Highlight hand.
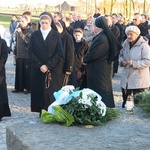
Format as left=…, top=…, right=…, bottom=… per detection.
left=81, top=57, right=87, bottom=65
left=121, top=60, right=127, bottom=67
left=16, top=28, right=22, bottom=33
left=40, top=65, right=48, bottom=73
left=66, top=72, right=71, bottom=75
left=127, top=60, right=133, bottom=67
left=13, top=55, right=16, bottom=58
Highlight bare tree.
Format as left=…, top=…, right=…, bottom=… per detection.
left=110, top=0, right=117, bottom=14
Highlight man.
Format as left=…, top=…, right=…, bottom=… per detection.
left=9, top=14, right=19, bottom=50
left=71, top=12, right=85, bottom=30
left=62, top=17, right=74, bottom=38
left=93, top=8, right=101, bottom=18
left=53, top=12, right=62, bottom=23
left=105, top=15, right=120, bottom=77
left=112, top=13, right=123, bottom=43
left=133, top=13, right=147, bottom=36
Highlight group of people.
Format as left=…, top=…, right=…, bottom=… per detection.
left=1, top=9, right=150, bottom=121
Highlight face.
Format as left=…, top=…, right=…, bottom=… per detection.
left=53, top=14, right=59, bottom=22
left=19, top=17, right=28, bottom=28
left=40, top=18, right=51, bottom=30
left=126, top=31, right=139, bottom=43
left=72, top=13, right=78, bottom=21
left=74, top=32, right=83, bottom=41
left=87, top=17, right=92, bottom=24
left=133, top=15, right=141, bottom=26
left=105, top=16, right=112, bottom=26
left=141, top=15, right=146, bottom=23
left=12, top=15, right=17, bottom=21
left=112, top=15, right=117, bottom=24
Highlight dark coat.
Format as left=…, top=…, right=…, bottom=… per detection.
left=0, top=37, right=11, bottom=118
left=60, top=30, right=74, bottom=73
left=14, top=25, right=33, bottom=59
left=28, top=29, right=64, bottom=112
left=83, top=31, right=115, bottom=108
left=69, top=38, right=89, bottom=87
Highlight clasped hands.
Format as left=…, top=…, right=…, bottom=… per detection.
left=40, top=65, right=48, bottom=73
left=121, top=60, right=133, bottom=67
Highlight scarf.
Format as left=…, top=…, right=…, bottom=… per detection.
left=40, top=27, right=51, bottom=40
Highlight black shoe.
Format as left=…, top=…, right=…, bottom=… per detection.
left=122, top=102, right=125, bottom=108
left=12, top=90, right=19, bottom=93
left=23, top=90, right=31, bottom=94
left=0, top=118, right=2, bottom=121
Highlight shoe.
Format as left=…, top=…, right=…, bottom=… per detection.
left=23, top=90, right=31, bottom=94
left=0, top=118, right=2, bottom=121
left=122, top=102, right=125, bottom=108
left=12, top=90, right=19, bottom=93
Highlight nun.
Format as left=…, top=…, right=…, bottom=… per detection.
left=28, top=12, right=64, bottom=114
left=0, top=37, right=11, bottom=121
left=82, top=16, right=122, bottom=108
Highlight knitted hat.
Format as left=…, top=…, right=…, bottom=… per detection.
left=125, top=25, right=141, bottom=35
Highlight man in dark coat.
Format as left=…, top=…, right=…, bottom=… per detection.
left=28, top=14, right=64, bottom=114
left=0, top=37, right=11, bottom=121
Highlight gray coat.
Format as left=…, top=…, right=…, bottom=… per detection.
left=119, top=36, right=150, bottom=89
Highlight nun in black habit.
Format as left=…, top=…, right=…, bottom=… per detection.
left=29, top=12, right=64, bottom=114
left=82, top=16, right=122, bottom=108
left=0, top=37, right=11, bottom=121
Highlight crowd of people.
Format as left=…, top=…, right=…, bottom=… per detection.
left=1, top=9, right=150, bottom=120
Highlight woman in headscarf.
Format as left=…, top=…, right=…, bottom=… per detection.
left=82, top=16, right=122, bottom=108
left=119, top=26, right=150, bottom=108
left=28, top=13, right=64, bottom=115
left=55, top=20, right=74, bottom=86
left=0, top=37, right=11, bottom=121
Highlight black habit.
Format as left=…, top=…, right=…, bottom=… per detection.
left=83, top=31, right=115, bottom=108
left=29, top=29, right=64, bottom=112
left=0, top=37, right=11, bottom=120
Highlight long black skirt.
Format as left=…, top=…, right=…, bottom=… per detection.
left=15, top=58, right=31, bottom=91
left=0, top=103, right=11, bottom=119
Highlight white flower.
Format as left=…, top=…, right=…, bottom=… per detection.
left=61, top=85, right=75, bottom=93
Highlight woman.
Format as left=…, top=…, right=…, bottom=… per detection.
left=12, top=16, right=33, bottom=93
left=119, top=25, right=150, bottom=108
left=0, top=37, right=11, bottom=121
left=28, top=13, right=64, bottom=114
left=71, top=28, right=89, bottom=88
left=82, top=16, right=122, bottom=108
left=55, top=20, right=74, bottom=86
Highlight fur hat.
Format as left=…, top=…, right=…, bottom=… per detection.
left=125, top=25, right=141, bottom=35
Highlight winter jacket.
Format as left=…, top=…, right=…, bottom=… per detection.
left=14, top=25, right=33, bottom=59
left=119, top=36, right=150, bottom=89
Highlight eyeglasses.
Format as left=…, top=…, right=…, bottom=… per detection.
left=133, top=19, right=137, bottom=21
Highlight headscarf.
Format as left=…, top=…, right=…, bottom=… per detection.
left=38, top=11, right=57, bottom=31
left=95, top=16, right=122, bottom=63
left=55, top=20, right=66, bottom=31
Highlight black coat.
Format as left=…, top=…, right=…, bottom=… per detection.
left=0, top=37, right=11, bottom=118
left=83, top=31, right=115, bottom=108
left=61, top=30, right=74, bottom=73
left=28, top=29, right=64, bottom=112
